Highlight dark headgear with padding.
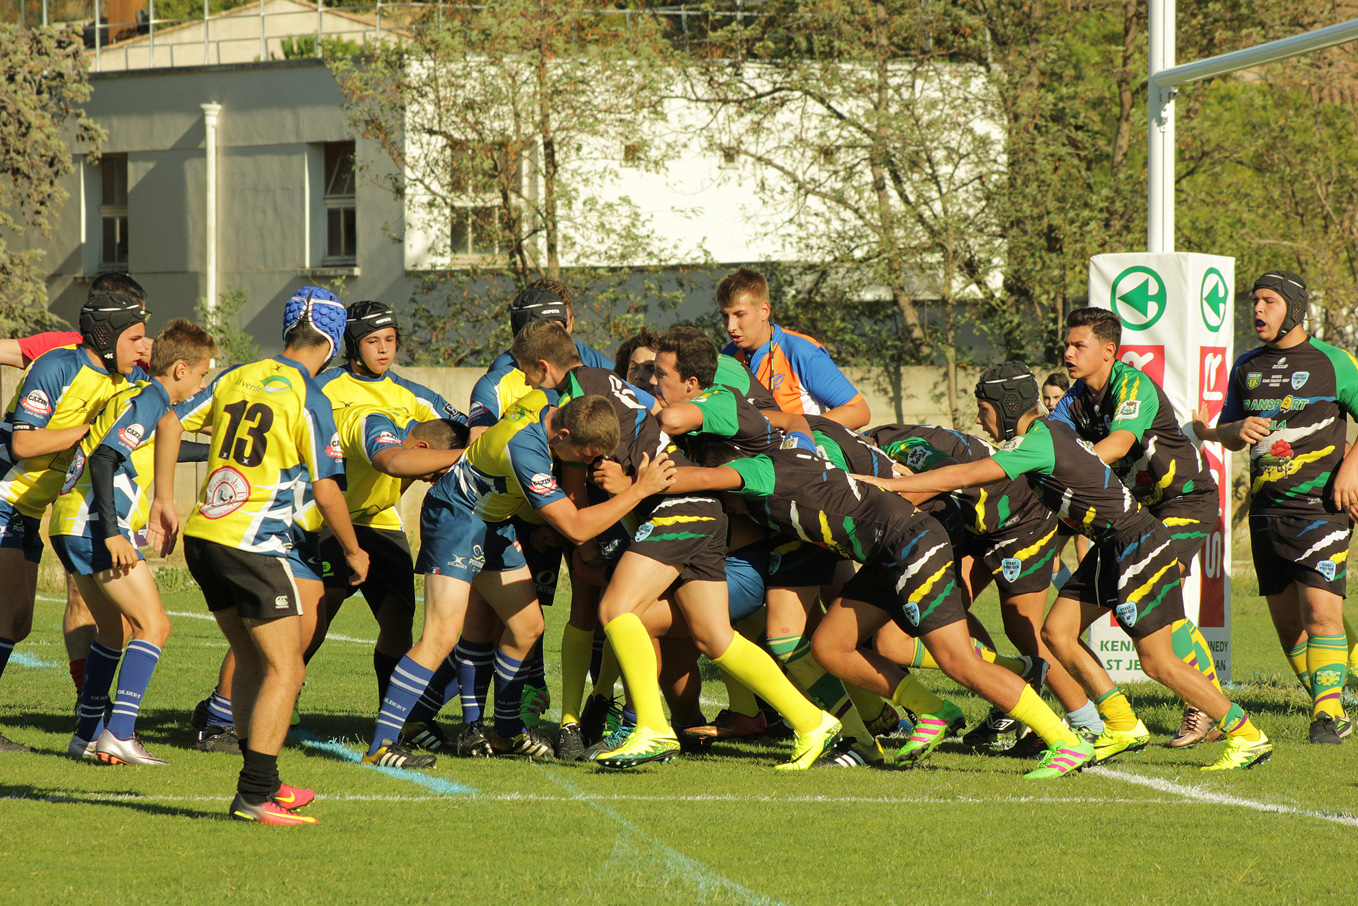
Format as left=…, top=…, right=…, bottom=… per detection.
left=1253, top=270, right=1308, bottom=337
left=345, top=300, right=400, bottom=361
left=80, top=291, right=147, bottom=374
left=509, top=287, right=569, bottom=336
left=975, top=361, right=1040, bottom=441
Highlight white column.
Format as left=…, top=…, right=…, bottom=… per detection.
left=1147, top=0, right=1175, bottom=254
left=202, top=103, right=222, bottom=317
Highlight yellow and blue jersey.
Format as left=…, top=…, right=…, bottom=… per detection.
left=426, top=389, right=566, bottom=523
left=316, top=364, right=464, bottom=425
left=334, top=404, right=418, bottom=530
left=468, top=342, right=616, bottom=429
left=50, top=379, right=171, bottom=540
left=178, top=355, right=343, bottom=557
left=0, top=347, right=147, bottom=517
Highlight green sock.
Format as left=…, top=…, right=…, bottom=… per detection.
left=1286, top=641, right=1313, bottom=697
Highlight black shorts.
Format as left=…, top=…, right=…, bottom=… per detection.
left=847, top=515, right=967, bottom=638
left=320, top=526, right=417, bottom=616
left=1250, top=512, right=1351, bottom=598
left=185, top=536, right=302, bottom=620
left=623, top=495, right=728, bottom=584
left=1150, top=490, right=1220, bottom=571
left=767, top=537, right=846, bottom=588
left=512, top=515, right=564, bottom=608
left=965, top=515, right=1058, bottom=597
left=1058, top=514, right=1186, bottom=639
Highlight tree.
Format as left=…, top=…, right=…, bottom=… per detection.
left=0, top=26, right=102, bottom=334
left=330, top=2, right=702, bottom=365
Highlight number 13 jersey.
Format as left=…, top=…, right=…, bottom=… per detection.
left=177, top=356, right=343, bottom=556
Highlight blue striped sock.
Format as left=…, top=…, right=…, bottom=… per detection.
left=368, top=656, right=434, bottom=756
left=407, top=653, right=458, bottom=725
left=455, top=639, right=494, bottom=723
left=76, top=642, right=123, bottom=741
left=206, top=690, right=233, bottom=725
left=493, top=649, right=528, bottom=738
left=106, top=640, right=162, bottom=740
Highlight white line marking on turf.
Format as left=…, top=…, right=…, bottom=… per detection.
left=1092, top=766, right=1358, bottom=827
left=289, top=728, right=475, bottom=795
left=535, top=764, right=789, bottom=906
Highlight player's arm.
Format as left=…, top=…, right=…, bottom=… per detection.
left=87, top=444, right=139, bottom=569
left=1332, top=438, right=1358, bottom=515
left=1211, top=416, right=1270, bottom=451
left=1092, top=430, right=1137, bottom=464
left=796, top=344, right=870, bottom=429
left=10, top=423, right=90, bottom=460
left=656, top=401, right=704, bottom=436
left=370, top=445, right=464, bottom=479
left=855, top=458, right=1009, bottom=501
left=535, top=452, right=675, bottom=546
left=666, top=464, right=744, bottom=495
left=0, top=339, right=22, bottom=369
left=314, top=475, right=369, bottom=585
left=819, top=396, right=870, bottom=430
left=148, top=409, right=185, bottom=555
left=762, top=409, right=812, bottom=439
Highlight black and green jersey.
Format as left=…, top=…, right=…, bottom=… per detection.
left=806, top=415, right=895, bottom=477
left=868, top=424, right=1051, bottom=537
left=559, top=366, right=681, bottom=472
left=989, top=418, right=1143, bottom=543
left=1222, top=337, right=1358, bottom=516
left=725, top=447, right=920, bottom=563
left=715, top=354, right=777, bottom=411
left=682, top=383, right=785, bottom=459
left=1051, top=359, right=1216, bottom=509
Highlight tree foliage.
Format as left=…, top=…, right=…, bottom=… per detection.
left=0, top=25, right=101, bottom=334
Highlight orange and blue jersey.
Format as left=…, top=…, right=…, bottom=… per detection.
left=177, top=355, right=343, bottom=557
left=0, top=347, right=148, bottom=517
left=723, top=323, right=863, bottom=416
left=51, top=379, right=171, bottom=540
left=469, top=341, right=618, bottom=429
left=427, top=389, right=566, bottom=523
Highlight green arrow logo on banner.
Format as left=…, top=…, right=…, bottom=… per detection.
left=1200, top=268, right=1228, bottom=332
left=1110, top=266, right=1167, bottom=331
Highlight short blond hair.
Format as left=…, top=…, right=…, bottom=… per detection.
left=149, top=319, right=217, bottom=376
left=555, top=394, right=620, bottom=455
left=717, top=266, right=769, bottom=308
left=512, top=319, right=581, bottom=372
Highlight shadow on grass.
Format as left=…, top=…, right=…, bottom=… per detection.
left=0, top=783, right=219, bottom=819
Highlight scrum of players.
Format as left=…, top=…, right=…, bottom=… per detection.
left=0, top=265, right=1351, bottom=824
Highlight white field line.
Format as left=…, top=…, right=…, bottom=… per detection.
left=1091, top=766, right=1358, bottom=827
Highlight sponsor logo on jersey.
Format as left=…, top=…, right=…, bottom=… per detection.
left=262, top=375, right=293, bottom=394
left=20, top=389, right=51, bottom=417
left=528, top=472, right=558, bottom=496
left=200, top=466, right=251, bottom=519
left=61, top=448, right=85, bottom=494
left=373, top=430, right=400, bottom=447
left=1114, top=400, right=1141, bottom=421
left=1246, top=372, right=1262, bottom=390
left=1001, top=436, right=1024, bottom=452
left=1001, top=558, right=1021, bottom=583
left=634, top=522, right=654, bottom=542
left=1115, top=601, right=1138, bottom=628
left=906, top=446, right=930, bottom=470
left=1291, top=371, right=1309, bottom=390
left=468, top=401, right=489, bottom=422
left=1318, top=559, right=1337, bottom=582
left=117, top=423, right=145, bottom=449
left=325, top=432, right=343, bottom=459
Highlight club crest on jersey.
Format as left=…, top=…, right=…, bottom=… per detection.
left=117, top=423, right=145, bottom=449
left=20, top=389, right=51, bottom=416
left=1001, top=436, right=1024, bottom=452
left=201, top=466, right=250, bottom=519
left=1291, top=371, right=1309, bottom=390
left=1318, top=560, right=1337, bottom=581
left=906, top=446, right=930, bottom=470
left=634, top=522, right=654, bottom=542
left=325, top=432, right=343, bottom=459
left=768, top=551, right=782, bottom=573
left=902, top=601, right=921, bottom=626
left=1115, top=601, right=1138, bottom=628
left=528, top=472, right=558, bottom=496
left=1246, top=372, right=1262, bottom=390
left=61, top=449, right=85, bottom=494
left=1114, top=400, right=1141, bottom=421
left=1001, top=558, right=1021, bottom=583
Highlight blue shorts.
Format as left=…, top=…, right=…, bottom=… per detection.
left=51, top=533, right=144, bottom=576
left=0, top=500, right=42, bottom=563
left=287, top=527, right=324, bottom=583
left=415, top=496, right=525, bottom=582
left=726, top=547, right=770, bottom=621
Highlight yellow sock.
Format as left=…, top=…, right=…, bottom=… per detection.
left=1008, top=686, right=1079, bottom=748
left=719, top=669, right=760, bottom=717
left=845, top=683, right=889, bottom=728
left=771, top=634, right=875, bottom=746
left=1095, top=687, right=1138, bottom=732
left=1216, top=703, right=1263, bottom=742
left=559, top=624, right=594, bottom=726
left=1171, top=618, right=1224, bottom=693
left=713, top=633, right=822, bottom=735
left=891, top=675, right=947, bottom=716
left=910, top=641, right=940, bottom=670
left=1307, top=633, right=1349, bottom=720
left=591, top=637, right=622, bottom=698
left=602, top=614, right=669, bottom=733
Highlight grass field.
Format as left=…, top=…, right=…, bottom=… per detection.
left=2, top=568, right=1356, bottom=906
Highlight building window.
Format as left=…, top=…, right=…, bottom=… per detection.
left=100, top=155, right=128, bottom=268
left=448, top=139, right=523, bottom=260
left=324, top=142, right=357, bottom=263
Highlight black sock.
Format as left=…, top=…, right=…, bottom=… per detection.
left=237, top=748, right=278, bottom=806
left=374, top=650, right=401, bottom=703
